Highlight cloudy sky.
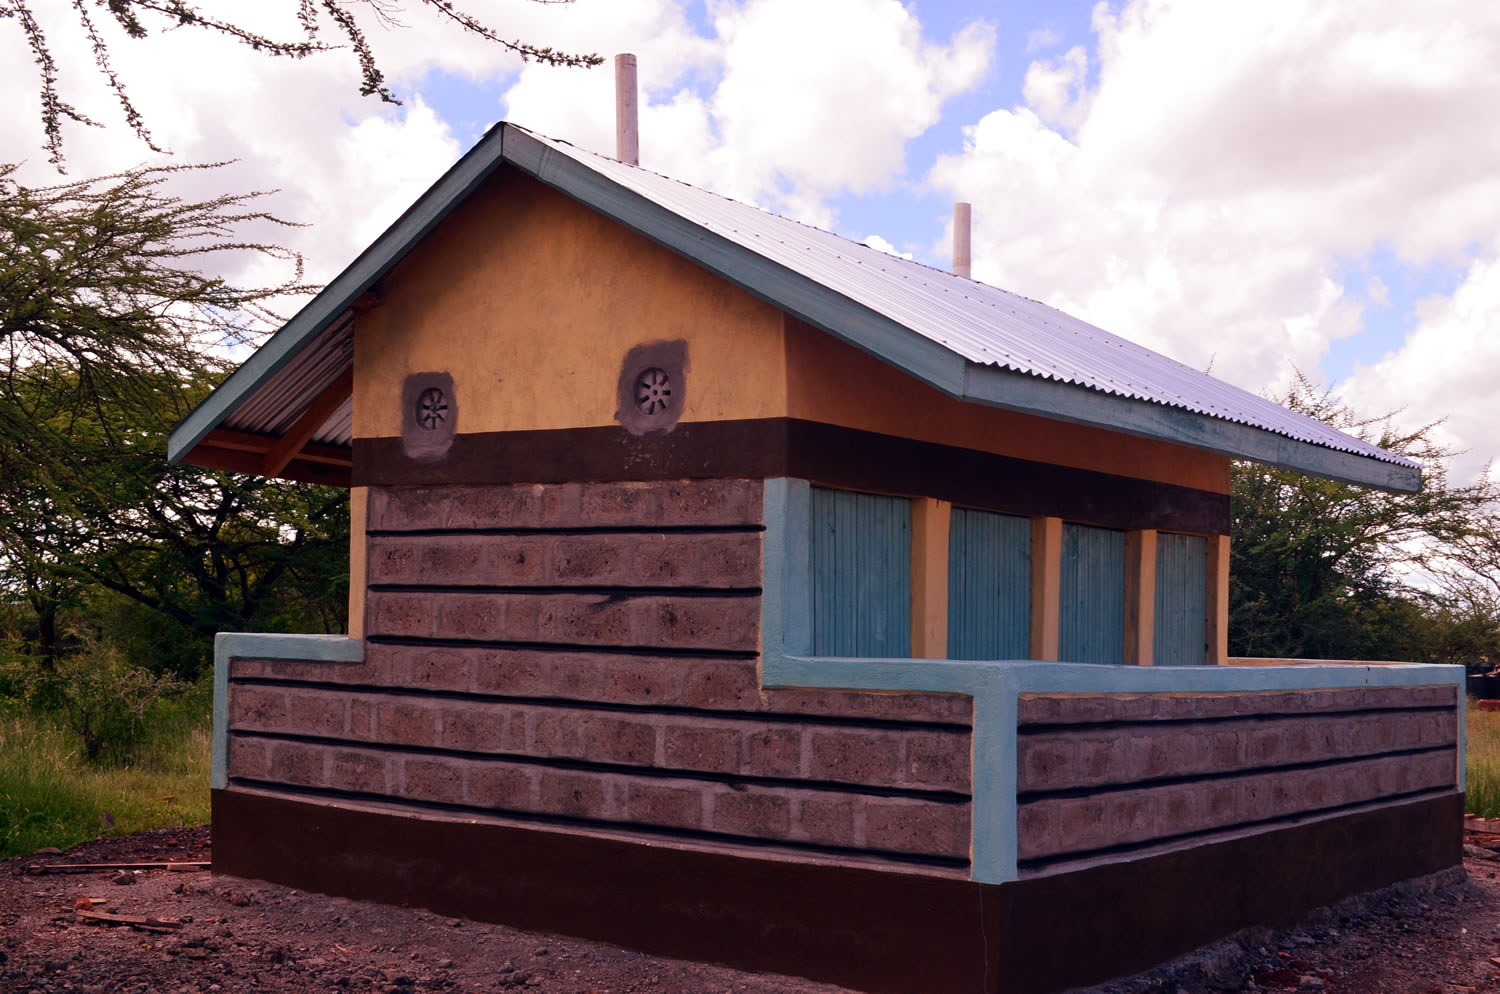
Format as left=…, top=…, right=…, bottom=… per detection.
left=4, top=0, right=1497, bottom=482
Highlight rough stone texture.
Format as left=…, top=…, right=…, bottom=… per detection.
left=226, top=737, right=268, bottom=779
left=1017, top=747, right=1458, bottom=861
left=863, top=799, right=971, bottom=859
left=1014, top=686, right=1461, bottom=865
left=227, top=688, right=969, bottom=793
left=1017, top=686, right=1458, bottom=726
left=1019, top=710, right=1458, bottom=792
left=222, top=479, right=977, bottom=871
left=368, top=532, right=761, bottom=589
left=225, top=735, right=973, bottom=861
left=368, top=590, right=761, bottom=651
left=366, top=480, right=764, bottom=532
left=229, top=646, right=974, bottom=725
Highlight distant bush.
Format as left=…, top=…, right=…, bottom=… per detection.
left=36, top=642, right=186, bottom=765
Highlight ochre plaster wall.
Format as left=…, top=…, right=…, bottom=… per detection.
left=352, top=168, right=1229, bottom=502
left=353, top=168, right=788, bottom=440
left=784, top=318, right=1232, bottom=495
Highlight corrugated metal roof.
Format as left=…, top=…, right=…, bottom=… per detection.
left=170, top=120, right=1416, bottom=491
left=223, top=312, right=354, bottom=446
left=515, top=125, right=1412, bottom=471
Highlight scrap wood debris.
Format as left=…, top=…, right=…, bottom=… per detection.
left=1464, top=815, right=1500, bottom=854
left=27, top=860, right=210, bottom=875
left=73, top=909, right=184, bottom=932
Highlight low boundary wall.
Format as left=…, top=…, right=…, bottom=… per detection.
left=203, top=477, right=1467, bottom=994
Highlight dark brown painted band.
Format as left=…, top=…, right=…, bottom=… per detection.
left=212, top=788, right=1460, bottom=994
left=351, top=418, right=1231, bottom=534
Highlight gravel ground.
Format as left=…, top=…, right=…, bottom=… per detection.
left=2, top=828, right=1497, bottom=994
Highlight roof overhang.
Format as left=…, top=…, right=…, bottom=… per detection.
left=169, top=123, right=1421, bottom=494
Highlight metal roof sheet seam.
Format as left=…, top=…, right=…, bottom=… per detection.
left=510, top=124, right=1411, bottom=471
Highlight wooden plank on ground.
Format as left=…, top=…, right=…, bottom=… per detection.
left=75, top=909, right=184, bottom=931
left=31, top=861, right=210, bottom=874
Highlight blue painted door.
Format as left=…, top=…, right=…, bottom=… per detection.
left=1154, top=532, right=1208, bottom=666
left=1059, top=523, right=1126, bottom=664
left=948, top=508, right=1031, bottom=659
left=810, top=488, right=911, bottom=657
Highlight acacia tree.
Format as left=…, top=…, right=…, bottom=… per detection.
left=2, top=0, right=602, bottom=168
left=0, top=161, right=347, bottom=677
left=1229, top=373, right=1500, bottom=662
left=5, top=362, right=351, bottom=677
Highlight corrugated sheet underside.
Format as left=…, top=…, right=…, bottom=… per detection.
left=223, top=313, right=354, bottom=447
left=1059, top=523, right=1126, bottom=665
left=520, top=127, right=1409, bottom=469
left=1155, top=533, right=1208, bottom=666
left=948, top=508, right=1031, bottom=660
left=811, top=488, right=912, bottom=657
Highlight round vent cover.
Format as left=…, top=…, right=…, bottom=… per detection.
left=415, top=387, right=448, bottom=431
left=615, top=340, right=687, bottom=436
left=401, top=371, right=456, bottom=460
left=634, top=368, right=672, bottom=416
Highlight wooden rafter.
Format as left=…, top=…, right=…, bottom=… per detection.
left=261, top=368, right=355, bottom=478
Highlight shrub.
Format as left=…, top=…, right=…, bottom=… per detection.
left=39, top=642, right=185, bottom=765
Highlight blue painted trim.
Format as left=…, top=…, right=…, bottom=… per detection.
left=211, top=633, right=365, bottom=790
left=1460, top=690, right=1469, bottom=794
left=169, top=120, right=1418, bottom=495
left=759, top=480, right=1463, bottom=883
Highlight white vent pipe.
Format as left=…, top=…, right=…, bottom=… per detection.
left=953, top=202, right=972, bottom=278
left=616, top=54, right=639, bottom=166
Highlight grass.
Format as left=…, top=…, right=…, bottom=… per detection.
left=1468, top=701, right=1500, bottom=818
left=0, top=707, right=211, bottom=860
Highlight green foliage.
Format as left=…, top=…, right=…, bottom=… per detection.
left=0, top=161, right=349, bottom=680
left=0, top=161, right=311, bottom=378
left=1, top=0, right=602, bottom=169
left=0, top=637, right=211, bottom=857
left=34, top=638, right=184, bottom=764
left=1230, top=373, right=1500, bottom=662
left=2, top=361, right=352, bottom=677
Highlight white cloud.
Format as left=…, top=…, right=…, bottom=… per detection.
left=862, top=234, right=914, bottom=259
left=1344, top=247, right=1500, bottom=482
left=0, top=2, right=477, bottom=307
left=1026, top=28, right=1062, bottom=53
left=926, top=0, right=1500, bottom=478
left=1022, top=45, right=1090, bottom=132
left=0, top=0, right=992, bottom=327
left=502, top=0, right=994, bottom=226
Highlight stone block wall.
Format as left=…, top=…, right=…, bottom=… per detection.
left=1015, top=686, right=1459, bottom=872
left=224, top=480, right=974, bottom=872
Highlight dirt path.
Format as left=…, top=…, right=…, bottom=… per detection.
left=2, top=828, right=1499, bottom=994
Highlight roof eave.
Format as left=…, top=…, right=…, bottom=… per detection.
left=166, top=123, right=515, bottom=465
left=169, top=121, right=1421, bottom=495
left=962, top=363, right=1422, bottom=493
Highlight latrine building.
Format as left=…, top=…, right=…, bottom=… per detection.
left=169, top=123, right=1463, bottom=994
